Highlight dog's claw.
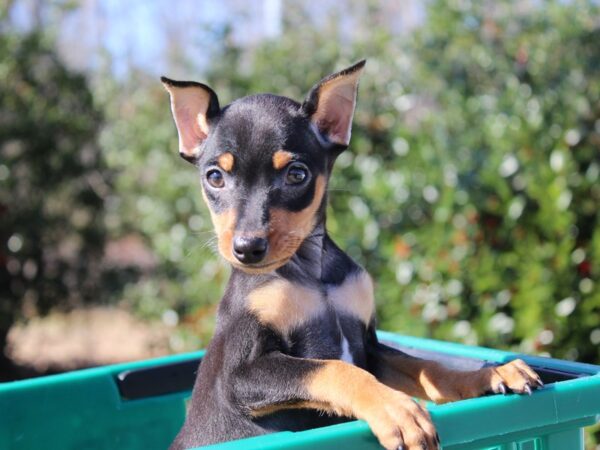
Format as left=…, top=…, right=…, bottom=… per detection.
left=397, top=446, right=405, bottom=450
left=523, top=384, right=532, bottom=395
left=497, top=382, right=507, bottom=395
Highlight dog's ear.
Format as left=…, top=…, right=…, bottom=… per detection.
left=301, top=60, right=366, bottom=148
left=161, top=77, right=220, bottom=163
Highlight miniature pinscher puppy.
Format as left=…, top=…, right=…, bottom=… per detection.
left=162, top=60, right=542, bottom=450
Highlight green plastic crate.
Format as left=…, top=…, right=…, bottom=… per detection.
left=1, top=332, right=599, bottom=450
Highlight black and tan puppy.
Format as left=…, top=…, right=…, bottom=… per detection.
left=162, top=61, right=542, bottom=450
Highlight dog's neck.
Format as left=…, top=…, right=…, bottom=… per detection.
left=275, top=221, right=326, bottom=283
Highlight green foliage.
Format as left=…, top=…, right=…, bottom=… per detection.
left=0, top=31, right=110, bottom=361
left=383, top=0, right=600, bottom=363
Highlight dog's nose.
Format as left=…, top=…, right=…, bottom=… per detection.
left=232, top=236, right=268, bottom=264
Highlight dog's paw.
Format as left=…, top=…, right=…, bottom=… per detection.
left=485, top=359, right=544, bottom=395
left=360, top=386, right=439, bottom=450
left=429, top=359, right=543, bottom=403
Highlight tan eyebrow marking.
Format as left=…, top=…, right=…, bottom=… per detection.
left=217, top=152, right=234, bottom=172
left=272, top=150, right=294, bottom=170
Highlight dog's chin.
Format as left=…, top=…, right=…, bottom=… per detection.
left=225, top=256, right=292, bottom=274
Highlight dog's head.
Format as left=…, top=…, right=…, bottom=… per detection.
left=162, top=61, right=365, bottom=273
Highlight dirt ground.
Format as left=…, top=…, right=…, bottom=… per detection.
left=6, top=307, right=172, bottom=375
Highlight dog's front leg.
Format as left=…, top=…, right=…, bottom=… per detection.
left=231, top=352, right=439, bottom=450
left=367, top=338, right=543, bottom=405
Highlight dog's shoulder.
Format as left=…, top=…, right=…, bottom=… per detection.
left=322, top=235, right=375, bottom=326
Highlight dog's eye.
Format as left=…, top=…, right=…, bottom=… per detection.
left=285, top=163, right=309, bottom=185
left=206, top=169, right=225, bottom=188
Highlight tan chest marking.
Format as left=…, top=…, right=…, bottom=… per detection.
left=248, top=280, right=325, bottom=334
left=328, top=270, right=375, bottom=325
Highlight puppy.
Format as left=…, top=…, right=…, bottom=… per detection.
left=162, top=60, right=542, bottom=450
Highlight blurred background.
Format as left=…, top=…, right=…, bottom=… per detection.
left=0, top=0, right=598, bottom=428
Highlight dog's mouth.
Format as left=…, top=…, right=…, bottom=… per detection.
left=230, top=256, right=292, bottom=274
left=216, top=226, right=309, bottom=274
left=214, top=231, right=300, bottom=274
left=214, top=221, right=314, bottom=274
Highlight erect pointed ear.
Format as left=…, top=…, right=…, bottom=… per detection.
left=161, top=77, right=220, bottom=163
left=301, top=60, right=366, bottom=148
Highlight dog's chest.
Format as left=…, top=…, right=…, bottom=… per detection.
left=247, top=271, right=375, bottom=364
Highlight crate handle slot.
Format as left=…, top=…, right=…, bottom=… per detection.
left=116, top=358, right=201, bottom=400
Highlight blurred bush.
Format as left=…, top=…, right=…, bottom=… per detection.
left=0, top=31, right=112, bottom=374
left=390, top=0, right=600, bottom=363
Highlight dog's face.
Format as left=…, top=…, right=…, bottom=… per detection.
left=162, top=61, right=365, bottom=273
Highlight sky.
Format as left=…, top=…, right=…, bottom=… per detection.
left=7, top=0, right=424, bottom=78
left=8, top=0, right=289, bottom=77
